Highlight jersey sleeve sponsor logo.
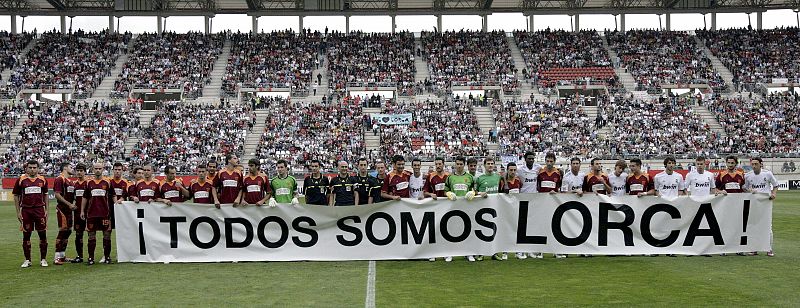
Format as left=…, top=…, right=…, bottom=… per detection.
left=276, top=187, right=291, bottom=196
left=163, top=190, right=180, bottom=199
left=24, top=186, right=42, bottom=194
left=246, top=185, right=261, bottom=193
left=90, top=189, right=107, bottom=197
left=223, top=180, right=238, bottom=187
left=194, top=191, right=210, bottom=199
left=540, top=181, right=556, bottom=189
left=140, top=189, right=155, bottom=197
left=725, top=182, right=741, bottom=190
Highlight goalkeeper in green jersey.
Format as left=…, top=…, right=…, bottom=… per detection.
left=269, top=160, right=299, bottom=206
left=475, top=157, right=503, bottom=198
left=444, top=156, right=476, bottom=201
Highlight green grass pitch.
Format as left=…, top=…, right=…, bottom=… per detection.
left=1, top=192, right=798, bottom=306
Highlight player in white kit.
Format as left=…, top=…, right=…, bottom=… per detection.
left=607, top=160, right=628, bottom=197
left=409, top=158, right=427, bottom=200
left=685, top=156, right=716, bottom=197
left=744, top=157, right=778, bottom=256
left=561, top=157, right=585, bottom=196
left=653, top=157, right=685, bottom=198
left=517, top=151, right=542, bottom=194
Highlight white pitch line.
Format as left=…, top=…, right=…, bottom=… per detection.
left=365, top=260, right=376, bottom=308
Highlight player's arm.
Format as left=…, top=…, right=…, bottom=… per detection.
left=233, top=178, right=243, bottom=205
left=212, top=177, right=221, bottom=207
left=109, top=184, right=118, bottom=205
left=13, top=193, right=21, bottom=223
left=80, top=193, right=88, bottom=220
left=602, top=175, right=612, bottom=194
left=177, top=179, right=190, bottom=198
left=768, top=173, right=779, bottom=200
left=155, top=187, right=173, bottom=207
left=423, top=176, right=438, bottom=199
left=54, top=186, right=74, bottom=210
left=257, top=178, right=270, bottom=206
left=353, top=183, right=360, bottom=205
left=678, top=178, right=686, bottom=196
left=328, top=179, right=337, bottom=206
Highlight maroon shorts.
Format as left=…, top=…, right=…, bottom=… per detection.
left=73, top=209, right=86, bottom=232
left=56, top=205, right=74, bottom=231
left=20, top=206, right=47, bottom=232
left=86, top=217, right=111, bottom=232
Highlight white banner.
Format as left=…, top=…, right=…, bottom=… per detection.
left=370, top=113, right=412, bottom=125
left=116, top=194, right=772, bottom=263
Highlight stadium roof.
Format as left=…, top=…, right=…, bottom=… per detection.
left=0, top=0, right=797, bottom=16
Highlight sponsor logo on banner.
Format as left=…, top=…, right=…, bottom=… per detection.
left=370, top=113, right=413, bottom=125
left=115, top=194, right=773, bottom=263
left=777, top=180, right=789, bottom=191
left=789, top=180, right=800, bottom=190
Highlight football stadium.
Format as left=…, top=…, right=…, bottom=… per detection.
left=1, top=0, right=799, bottom=305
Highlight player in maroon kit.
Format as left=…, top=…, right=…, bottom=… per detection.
left=626, top=158, right=655, bottom=196
left=158, top=165, right=189, bottom=205
left=71, top=163, right=88, bottom=263
left=537, top=153, right=562, bottom=194
left=583, top=158, right=611, bottom=195
left=53, top=162, right=76, bottom=265
left=80, top=162, right=117, bottom=265
left=382, top=155, right=412, bottom=200
left=502, top=163, right=523, bottom=194
left=241, top=159, right=271, bottom=206
left=132, top=164, right=160, bottom=203
left=109, top=162, right=129, bottom=229
left=425, top=157, right=449, bottom=200
left=213, top=154, right=243, bottom=208
left=716, top=155, right=746, bottom=195
left=13, top=160, right=49, bottom=268
left=127, top=166, right=144, bottom=200
left=189, top=164, right=215, bottom=204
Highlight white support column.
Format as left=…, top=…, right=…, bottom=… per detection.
left=666, top=13, right=671, bottom=31
left=620, top=13, right=626, bottom=32
left=481, top=14, right=487, bottom=32
left=574, top=14, right=580, bottom=32
left=299, top=15, right=304, bottom=32
left=346, top=15, right=350, bottom=33
left=10, top=15, right=16, bottom=34
left=391, top=15, right=396, bottom=34
left=204, top=16, right=210, bottom=34
left=711, top=12, right=717, bottom=30
left=756, top=11, right=763, bottom=30
left=60, top=15, right=66, bottom=33
left=252, top=16, right=258, bottom=34
left=528, top=14, right=534, bottom=31
left=437, top=15, right=442, bottom=32
left=157, top=16, right=163, bottom=35
left=109, top=15, right=115, bottom=33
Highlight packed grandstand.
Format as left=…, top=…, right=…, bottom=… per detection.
left=0, top=26, right=798, bottom=177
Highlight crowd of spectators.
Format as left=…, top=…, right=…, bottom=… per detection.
left=707, top=92, right=799, bottom=155
left=380, top=98, right=485, bottom=159
left=129, top=103, right=254, bottom=174
left=255, top=98, right=364, bottom=171
left=0, top=31, right=34, bottom=73
left=597, top=94, right=722, bottom=157
left=223, top=30, right=321, bottom=97
left=113, top=32, right=224, bottom=98
left=606, top=30, right=727, bottom=93
left=514, top=29, right=619, bottom=90
left=492, top=98, right=596, bottom=158
left=420, top=30, right=518, bottom=95
left=0, top=104, right=24, bottom=143
left=697, top=28, right=800, bottom=90
left=10, top=30, right=130, bottom=98
left=2, top=100, right=139, bottom=176
left=326, top=31, right=417, bottom=96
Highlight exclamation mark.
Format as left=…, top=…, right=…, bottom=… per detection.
left=740, top=200, right=750, bottom=245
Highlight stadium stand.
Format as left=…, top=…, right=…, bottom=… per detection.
left=254, top=98, right=364, bottom=171
left=606, top=30, right=727, bottom=93
left=697, top=28, right=800, bottom=90
left=707, top=92, right=800, bottom=155
left=112, top=32, right=224, bottom=99
left=420, top=30, right=518, bottom=95
left=129, top=103, right=254, bottom=174
left=3, top=101, right=139, bottom=176
left=9, top=30, right=131, bottom=98
left=326, top=31, right=417, bottom=97
left=380, top=98, right=486, bottom=159
left=513, top=29, right=619, bottom=90
left=223, top=30, right=321, bottom=98
left=492, top=98, right=595, bottom=158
